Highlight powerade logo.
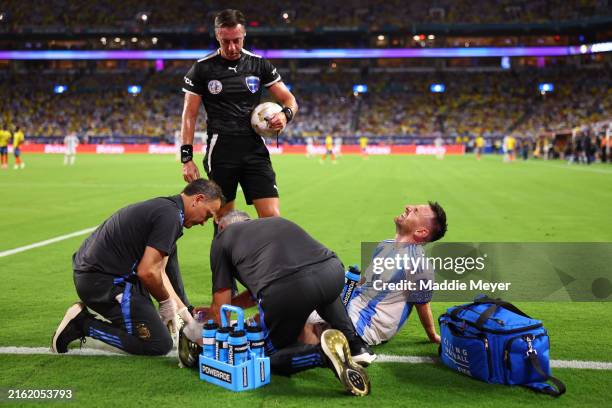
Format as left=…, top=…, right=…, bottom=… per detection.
left=201, top=364, right=232, bottom=383
left=234, top=344, right=249, bottom=353
left=251, top=340, right=265, bottom=349
left=342, top=282, right=357, bottom=305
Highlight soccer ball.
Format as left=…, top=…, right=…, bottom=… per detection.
left=251, top=102, right=282, bottom=137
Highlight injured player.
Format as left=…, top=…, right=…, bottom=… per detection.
left=301, top=202, right=448, bottom=352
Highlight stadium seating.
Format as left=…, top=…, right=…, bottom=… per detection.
left=2, top=0, right=609, bottom=31
left=1, top=66, right=610, bottom=142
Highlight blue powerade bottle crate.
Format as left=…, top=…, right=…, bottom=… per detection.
left=199, top=305, right=271, bottom=392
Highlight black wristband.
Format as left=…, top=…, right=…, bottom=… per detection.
left=180, top=144, right=193, bottom=164
left=281, top=106, right=294, bottom=123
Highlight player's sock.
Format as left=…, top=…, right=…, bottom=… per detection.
left=269, top=343, right=326, bottom=376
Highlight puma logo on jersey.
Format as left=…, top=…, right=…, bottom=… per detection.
left=228, top=66, right=238, bottom=73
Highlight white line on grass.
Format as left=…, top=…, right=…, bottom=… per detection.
left=522, top=160, right=612, bottom=175
left=1, top=347, right=611, bottom=370
left=0, top=227, right=97, bottom=258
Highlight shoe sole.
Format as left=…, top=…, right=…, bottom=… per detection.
left=321, top=329, right=370, bottom=396
left=50, top=302, right=85, bottom=353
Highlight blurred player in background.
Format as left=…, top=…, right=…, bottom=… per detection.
left=475, top=135, right=485, bottom=160
left=303, top=202, right=447, bottom=347
left=0, top=125, right=10, bottom=169
left=434, top=135, right=445, bottom=160
left=174, top=130, right=181, bottom=162
left=63, top=132, right=79, bottom=166
left=305, top=136, right=314, bottom=158
left=503, top=134, right=516, bottom=162
left=320, top=134, right=336, bottom=163
left=180, top=9, right=298, bottom=221
left=334, top=136, right=343, bottom=157
left=359, top=135, right=368, bottom=159
left=12, top=126, right=25, bottom=169
left=51, top=180, right=223, bottom=356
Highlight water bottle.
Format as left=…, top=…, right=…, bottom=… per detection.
left=246, top=324, right=265, bottom=358
left=215, top=327, right=230, bottom=362
left=202, top=320, right=218, bottom=359
left=341, top=265, right=361, bottom=306
left=228, top=329, right=249, bottom=365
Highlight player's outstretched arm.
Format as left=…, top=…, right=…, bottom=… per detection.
left=181, top=92, right=202, bottom=182
left=267, top=82, right=298, bottom=131
left=414, top=302, right=441, bottom=344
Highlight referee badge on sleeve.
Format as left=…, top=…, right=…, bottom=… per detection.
left=245, top=76, right=260, bottom=93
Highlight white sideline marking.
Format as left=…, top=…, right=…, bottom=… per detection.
left=1, top=347, right=611, bottom=370
left=0, top=227, right=97, bottom=258
left=523, top=160, right=612, bottom=175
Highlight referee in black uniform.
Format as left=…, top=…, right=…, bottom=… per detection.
left=204, top=211, right=372, bottom=396
left=180, top=9, right=298, bottom=220
left=51, top=180, right=223, bottom=356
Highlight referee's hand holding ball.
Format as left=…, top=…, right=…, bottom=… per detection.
left=267, top=111, right=288, bottom=131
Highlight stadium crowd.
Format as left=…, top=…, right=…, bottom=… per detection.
left=2, top=0, right=609, bottom=31
left=1, top=66, right=610, bottom=146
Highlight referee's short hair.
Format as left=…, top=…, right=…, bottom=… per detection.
left=218, top=210, right=251, bottom=230
left=214, top=9, right=246, bottom=30
left=182, top=179, right=225, bottom=204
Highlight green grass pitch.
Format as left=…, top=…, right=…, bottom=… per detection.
left=1, top=153, right=611, bottom=407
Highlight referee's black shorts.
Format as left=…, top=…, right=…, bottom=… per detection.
left=203, top=132, right=278, bottom=205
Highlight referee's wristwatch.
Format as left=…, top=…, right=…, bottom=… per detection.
left=181, top=144, right=193, bottom=163
left=281, top=106, right=294, bottom=123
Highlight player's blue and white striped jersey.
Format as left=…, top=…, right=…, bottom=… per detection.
left=347, top=240, right=434, bottom=345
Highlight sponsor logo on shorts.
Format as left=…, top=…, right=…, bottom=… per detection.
left=208, top=80, right=223, bottom=94
left=201, top=364, right=232, bottom=383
